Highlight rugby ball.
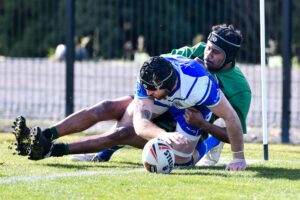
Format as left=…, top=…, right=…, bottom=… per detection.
left=142, top=138, right=175, bottom=174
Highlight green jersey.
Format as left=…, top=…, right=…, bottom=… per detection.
left=167, top=42, right=251, bottom=133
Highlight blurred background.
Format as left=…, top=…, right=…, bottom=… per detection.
left=0, top=0, right=299, bottom=143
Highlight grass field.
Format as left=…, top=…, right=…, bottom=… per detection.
left=1, top=132, right=300, bottom=200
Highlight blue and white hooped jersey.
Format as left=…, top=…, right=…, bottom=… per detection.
left=136, top=55, right=221, bottom=142
left=136, top=55, right=221, bottom=109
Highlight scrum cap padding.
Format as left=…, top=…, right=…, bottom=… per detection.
left=208, top=27, right=241, bottom=65
left=139, top=56, right=177, bottom=92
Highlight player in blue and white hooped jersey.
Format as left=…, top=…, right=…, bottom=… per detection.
left=134, top=55, right=242, bottom=166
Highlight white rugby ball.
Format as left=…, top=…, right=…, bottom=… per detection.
left=142, top=138, right=175, bottom=174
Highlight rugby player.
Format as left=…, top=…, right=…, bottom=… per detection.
left=72, top=24, right=251, bottom=166
left=13, top=24, right=250, bottom=171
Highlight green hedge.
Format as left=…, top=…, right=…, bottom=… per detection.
left=0, top=0, right=298, bottom=63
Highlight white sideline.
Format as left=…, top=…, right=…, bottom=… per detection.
left=1, top=159, right=299, bottom=184
left=0, top=168, right=145, bottom=184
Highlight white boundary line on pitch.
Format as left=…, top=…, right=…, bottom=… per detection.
left=2, top=159, right=300, bottom=184
left=0, top=168, right=145, bottom=184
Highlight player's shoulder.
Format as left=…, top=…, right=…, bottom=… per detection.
left=162, top=54, right=191, bottom=62
left=163, top=55, right=208, bottom=78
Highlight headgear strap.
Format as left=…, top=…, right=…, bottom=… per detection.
left=207, top=27, right=241, bottom=70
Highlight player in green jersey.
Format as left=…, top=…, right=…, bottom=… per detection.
left=169, top=24, right=251, bottom=165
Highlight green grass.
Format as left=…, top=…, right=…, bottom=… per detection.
left=1, top=133, right=300, bottom=200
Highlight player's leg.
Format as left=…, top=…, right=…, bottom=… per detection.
left=196, top=118, right=226, bottom=166
left=28, top=125, right=146, bottom=160
left=27, top=100, right=147, bottom=160
left=72, top=110, right=177, bottom=162
left=49, top=95, right=134, bottom=138
left=54, top=95, right=134, bottom=161
left=194, top=135, right=221, bottom=161
left=12, top=95, right=133, bottom=156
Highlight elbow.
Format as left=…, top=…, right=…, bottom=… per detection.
left=133, top=118, right=143, bottom=136
left=133, top=124, right=142, bottom=136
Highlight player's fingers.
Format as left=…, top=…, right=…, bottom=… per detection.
left=163, top=138, right=172, bottom=145
left=241, top=163, right=247, bottom=170
left=175, top=134, right=190, bottom=144
left=225, top=163, right=236, bottom=171
left=159, top=135, right=172, bottom=145
left=231, top=165, right=236, bottom=171
left=172, top=135, right=189, bottom=145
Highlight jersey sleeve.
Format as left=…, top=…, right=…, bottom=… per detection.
left=161, top=42, right=206, bottom=59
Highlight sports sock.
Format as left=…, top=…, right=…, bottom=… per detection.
left=196, top=136, right=220, bottom=161
left=50, top=143, right=69, bottom=157
left=42, top=127, right=59, bottom=140
left=97, top=145, right=124, bottom=161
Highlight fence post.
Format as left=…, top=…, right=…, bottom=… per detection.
left=65, top=0, right=75, bottom=117
left=281, top=0, right=292, bottom=143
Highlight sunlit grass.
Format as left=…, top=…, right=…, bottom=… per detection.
left=1, top=133, right=299, bottom=200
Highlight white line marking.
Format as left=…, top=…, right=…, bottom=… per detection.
left=2, top=159, right=299, bottom=184
left=0, top=168, right=145, bottom=184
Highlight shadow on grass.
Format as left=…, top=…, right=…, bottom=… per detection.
left=44, top=160, right=143, bottom=170
left=247, top=166, right=300, bottom=180
left=171, top=165, right=300, bottom=180
left=36, top=159, right=300, bottom=181
left=114, top=161, right=143, bottom=167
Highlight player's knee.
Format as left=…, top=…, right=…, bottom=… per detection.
left=86, top=99, right=116, bottom=121
left=107, top=126, right=135, bottom=141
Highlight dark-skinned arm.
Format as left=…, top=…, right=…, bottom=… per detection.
left=184, top=107, right=229, bottom=143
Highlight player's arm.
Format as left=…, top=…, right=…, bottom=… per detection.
left=184, top=108, right=229, bottom=143
left=133, top=97, right=166, bottom=140
left=161, top=42, right=205, bottom=59
left=133, top=97, right=190, bottom=145
left=208, top=91, right=244, bottom=159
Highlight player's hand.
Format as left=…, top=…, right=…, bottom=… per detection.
left=184, top=108, right=207, bottom=129
left=225, top=159, right=247, bottom=171
left=157, top=132, right=190, bottom=145
left=194, top=57, right=205, bottom=65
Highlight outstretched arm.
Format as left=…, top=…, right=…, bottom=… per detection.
left=133, top=97, right=190, bottom=146
left=208, top=92, right=246, bottom=170
left=133, top=97, right=165, bottom=140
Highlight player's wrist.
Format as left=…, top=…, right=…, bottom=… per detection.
left=199, top=120, right=210, bottom=130
left=232, top=151, right=245, bottom=159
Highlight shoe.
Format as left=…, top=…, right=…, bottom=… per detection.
left=12, top=116, right=31, bottom=156
left=28, top=127, right=53, bottom=160
left=70, top=146, right=124, bottom=162
left=70, top=154, right=105, bottom=162
left=196, top=142, right=224, bottom=166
